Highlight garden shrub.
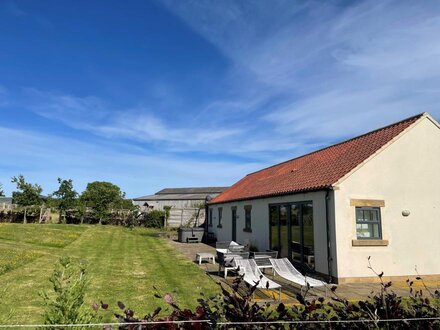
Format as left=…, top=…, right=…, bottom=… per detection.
left=0, top=207, right=41, bottom=223
left=2, top=207, right=169, bottom=228
left=64, top=209, right=145, bottom=227
left=40, top=256, right=100, bottom=330
left=99, top=258, right=440, bottom=329
left=143, top=210, right=166, bottom=228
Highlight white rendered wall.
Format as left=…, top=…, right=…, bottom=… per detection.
left=333, top=116, right=440, bottom=280
left=208, top=191, right=333, bottom=276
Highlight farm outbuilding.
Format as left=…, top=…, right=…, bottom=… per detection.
left=133, top=187, right=228, bottom=227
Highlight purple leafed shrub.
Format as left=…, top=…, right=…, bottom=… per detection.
left=97, top=257, right=440, bottom=330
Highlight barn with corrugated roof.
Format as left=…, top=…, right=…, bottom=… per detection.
left=133, top=187, right=228, bottom=227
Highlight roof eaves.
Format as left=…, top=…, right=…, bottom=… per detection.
left=209, top=185, right=332, bottom=205
left=133, top=195, right=156, bottom=201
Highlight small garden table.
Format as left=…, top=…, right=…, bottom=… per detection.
left=196, top=252, right=216, bottom=265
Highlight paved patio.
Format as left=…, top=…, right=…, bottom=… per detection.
left=167, top=238, right=440, bottom=304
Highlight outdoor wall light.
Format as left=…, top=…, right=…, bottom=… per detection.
left=402, top=210, right=410, bottom=217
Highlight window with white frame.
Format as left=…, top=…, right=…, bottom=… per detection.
left=356, top=207, right=382, bottom=239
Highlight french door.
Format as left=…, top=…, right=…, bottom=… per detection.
left=269, top=202, right=314, bottom=270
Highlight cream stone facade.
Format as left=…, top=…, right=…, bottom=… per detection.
left=208, top=114, right=440, bottom=283
left=332, top=115, right=440, bottom=282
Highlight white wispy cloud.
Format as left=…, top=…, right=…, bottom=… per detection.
left=159, top=0, right=440, bottom=142
left=21, top=88, right=244, bottom=150
left=4, top=0, right=440, bottom=182
left=12, top=87, right=306, bottom=157
left=0, top=126, right=263, bottom=197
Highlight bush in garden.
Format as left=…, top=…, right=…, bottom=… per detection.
left=64, top=207, right=142, bottom=227
left=0, top=210, right=14, bottom=223
left=1, top=205, right=165, bottom=228
left=0, top=207, right=41, bottom=223
left=124, top=210, right=141, bottom=229
left=40, top=256, right=100, bottom=330
left=279, top=258, right=440, bottom=329
left=144, top=210, right=166, bottom=228
left=99, top=257, right=440, bottom=330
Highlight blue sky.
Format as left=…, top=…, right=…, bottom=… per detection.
left=1, top=0, right=440, bottom=198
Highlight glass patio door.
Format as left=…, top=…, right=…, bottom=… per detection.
left=291, top=203, right=314, bottom=269
left=302, top=203, right=314, bottom=268
left=269, top=202, right=314, bottom=269
left=279, top=205, right=289, bottom=258
left=269, top=206, right=279, bottom=251
left=291, top=204, right=301, bottom=262
left=231, top=208, right=237, bottom=242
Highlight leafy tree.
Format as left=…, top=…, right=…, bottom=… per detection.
left=80, top=181, right=125, bottom=224
left=118, top=198, right=136, bottom=210
left=11, top=175, right=43, bottom=206
left=75, top=198, right=88, bottom=224
left=52, top=178, right=77, bottom=223
left=0, top=183, right=4, bottom=197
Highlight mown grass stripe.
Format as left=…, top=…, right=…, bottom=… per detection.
left=0, top=225, right=219, bottom=325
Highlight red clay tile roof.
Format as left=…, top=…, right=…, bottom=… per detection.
left=211, top=113, right=424, bottom=204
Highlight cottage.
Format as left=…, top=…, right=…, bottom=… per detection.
left=133, top=187, right=228, bottom=227
left=208, top=113, right=440, bottom=283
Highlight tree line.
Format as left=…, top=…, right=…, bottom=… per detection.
left=0, top=176, right=135, bottom=224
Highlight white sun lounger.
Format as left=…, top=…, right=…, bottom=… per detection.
left=218, top=251, right=250, bottom=278
left=270, top=258, right=327, bottom=295
left=235, top=259, right=282, bottom=301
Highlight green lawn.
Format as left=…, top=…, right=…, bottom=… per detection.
left=0, top=224, right=219, bottom=325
